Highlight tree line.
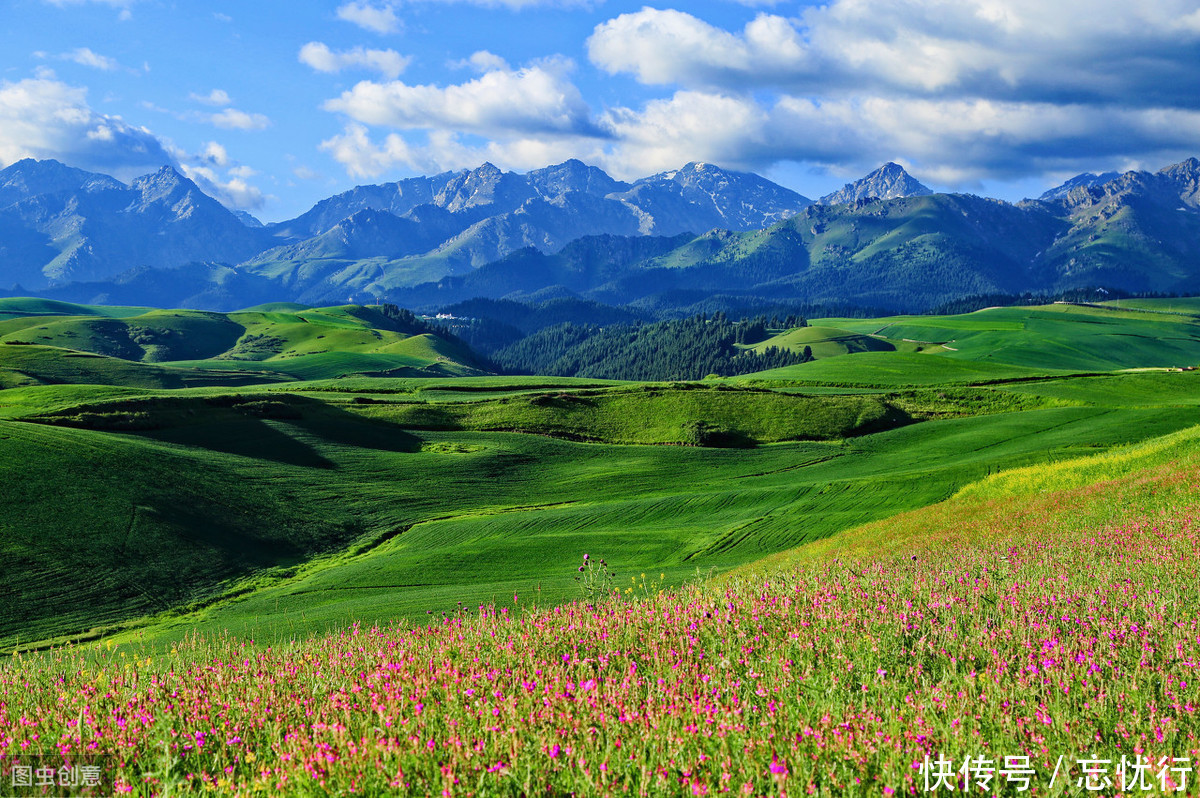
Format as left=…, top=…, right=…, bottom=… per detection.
left=491, top=313, right=812, bottom=381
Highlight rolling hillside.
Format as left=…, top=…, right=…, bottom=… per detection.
left=0, top=299, right=489, bottom=383
left=3, top=298, right=1200, bottom=651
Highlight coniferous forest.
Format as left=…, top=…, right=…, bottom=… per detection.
left=490, top=313, right=812, bottom=380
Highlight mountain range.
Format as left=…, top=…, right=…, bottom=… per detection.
left=1, top=155, right=1199, bottom=314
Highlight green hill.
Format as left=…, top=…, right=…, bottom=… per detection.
left=745, top=325, right=898, bottom=359
left=0, top=300, right=489, bottom=384
left=0, top=344, right=290, bottom=389
left=5, top=298, right=1200, bottom=652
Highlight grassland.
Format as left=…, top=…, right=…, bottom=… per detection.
left=2, top=297, right=1200, bottom=794
left=0, top=413, right=1195, bottom=795
left=0, top=296, right=1198, bottom=658
left=754, top=300, right=1200, bottom=379
left=0, top=298, right=486, bottom=381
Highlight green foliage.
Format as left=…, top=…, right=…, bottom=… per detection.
left=493, top=313, right=812, bottom=380
left=573, top=553, right=616, bottom=604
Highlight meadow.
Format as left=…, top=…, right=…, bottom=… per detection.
left=1, top=298, right=1199, bottom=793
left=1, top=411, right=1196, bottom=795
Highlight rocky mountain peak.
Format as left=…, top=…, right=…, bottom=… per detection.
left=819, top=163, right=932, bottom=205
left=128, top=166, right=208, bottom=217
left=527, top=159, right=627, bottom=199
left=435, top=162, right=533, bottom=213
left=1160, top=157, right=1200, bottom=206
left=0, top=158, right=124, bottom=206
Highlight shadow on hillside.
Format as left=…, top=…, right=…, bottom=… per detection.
left=137, top=394, right=422, bottom=467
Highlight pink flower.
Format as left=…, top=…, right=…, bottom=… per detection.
left=549, top=744, right=561, bottom=759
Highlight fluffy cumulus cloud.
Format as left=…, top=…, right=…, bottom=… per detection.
left=588, top=1, right=1200, bottom=104
left=298, top=42, right=411, bottom=80
left=0, top=76, right=175, bottom=180
left=588, top=9, right=811, bottom=89
left=323, top=59, right=600, bottom=137
left=598, top=90, right=1200, bottom=184
left=0, top=75, right=269, bottom=210
left=580, top=0, right=1200, bottom=187
left=311, top=0, right=1200, bottom=189
left=319, top=123, right=601, bottom=177
left=319, top=56, right=614, bottom=176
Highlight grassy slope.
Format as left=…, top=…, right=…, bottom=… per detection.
left=823, top=302, right=1200, bottom=371
left=0, top=300, right=485, bottom=383
left=5, top=298, right=1200, bottom=650
left=0, top=344, right=292, bottom=389
left=117, top=390, right=1199, bottom=648
left=2, top=418, right=1196, bottom=796
left=346, top=385, right=907, bottom=445
left=752, top=301, right=1200, bottom=382
left=738, top=404, right=1200, bottom=580
left=743, top=325, right=899, bottom=360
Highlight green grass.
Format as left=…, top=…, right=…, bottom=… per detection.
left=0, top=297, right=151, bottom=319
left=744, top=351, right=1073, bottom=385
left=815, top=302, right=1200, bottom=371
left=0, top=300, right=484, bottom=385
left=745, top=325, right=899, bottom=359
left=0, top=344, right=291, bottom=389
left=6, top=298, right=1200, bottom=653
left=346, top=385, right=907, bottom=445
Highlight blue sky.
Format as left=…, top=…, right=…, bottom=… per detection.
left=2, top=0, right=1198, bottom=222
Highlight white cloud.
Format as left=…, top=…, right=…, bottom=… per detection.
left=320, top=123, right=601, bottom=178
left=450, top=50, right=510, bottom=73
left=320, top=124, right=412, bottom=178
left=589, top=9, right=810, bottom=88
left=598, top=92, right=773, bottom=178
left=336, top=1, right=400, bottom=34
left=62, top=48, right=120, bottom=71
left=310, top=0, right=1200, bottom=189
left=207, top=108, right=271, bottom=131
left=588, top=2, right=1200, bottom=105
left=200, top=141, right=229, bottom=167
left=190, top=89, right=232, bottom=107
left=322, top=59, right=600, bottom=137
left=298, top=42, right=411, bottom=80
left=180, top=164, right=265, bottom=210
left=594, top=89, right=1200, bottom=186
left=0, top=76, right=175, bottom=180
left=169, top=142, right=267, bottom=211
left=572, top=1, right=1200, bottom=187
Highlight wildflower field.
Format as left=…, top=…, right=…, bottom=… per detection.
left=2, top=428, right=1197, bottom=796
